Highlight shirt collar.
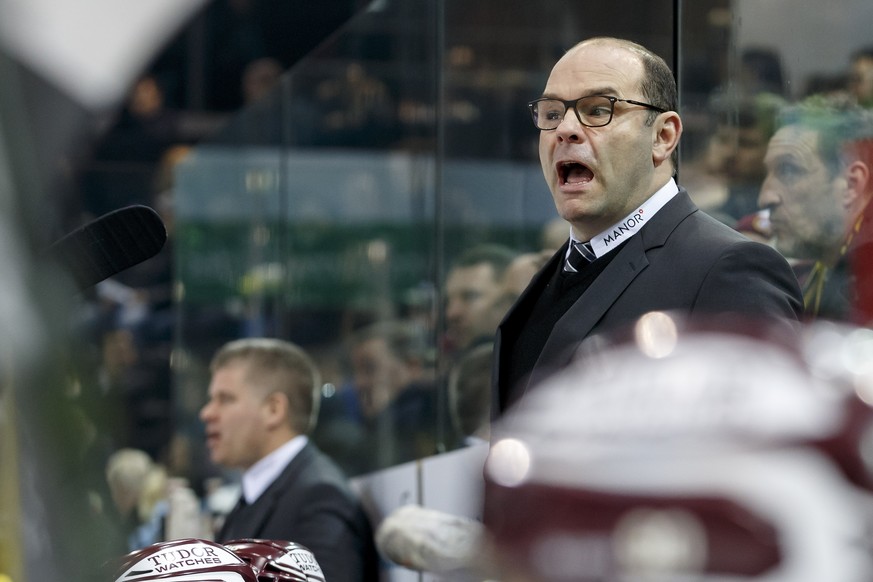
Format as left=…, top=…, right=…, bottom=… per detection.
left=242, top=434, right=308, bottom=504
left=569, top=178, right=679, bottom=259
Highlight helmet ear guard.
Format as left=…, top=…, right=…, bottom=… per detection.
left=222, top=539, right=325, bottom=582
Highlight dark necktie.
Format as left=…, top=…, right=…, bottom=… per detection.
left=219, top=495, right=249, bottom=541
left=564, top=241, right=596, bottom=273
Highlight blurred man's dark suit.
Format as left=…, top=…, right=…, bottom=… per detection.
left=218, top=441, right=379, bottom=582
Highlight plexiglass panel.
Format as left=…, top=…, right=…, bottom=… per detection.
left=173, top=0, right=678, bottom=480
left=174, top=0, right=873, bottom=485
left=678, top=0, right=873, bottom=322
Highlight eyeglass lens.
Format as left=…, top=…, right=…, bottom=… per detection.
left=531, top=96, right=615, bottom=129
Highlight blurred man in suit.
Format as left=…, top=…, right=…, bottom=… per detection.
left=201, top=338, right=378, bottom=582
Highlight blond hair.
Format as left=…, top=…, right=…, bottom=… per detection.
left=210, top=338, right=322, bottom=434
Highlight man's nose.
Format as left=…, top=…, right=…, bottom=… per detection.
left=757, top=176, right=780, bottom=209
left=445, top=299, right=462, bottom=320
left=555, top=109, right=584, bottom=142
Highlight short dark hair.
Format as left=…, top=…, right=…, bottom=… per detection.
left=450, top=243, right=518, bottom=277
left=851, top=45, right=873, bottom=63
left=447, top=342, right=493, bottom=438
left=636, top=47, right=678, bottom=125
left=348, top=319, right=430, bottom=365
left=211, top=338, right=321, bottom=434
left=578, top=37, right=677, bottom=124
left=776, top=94, right=872, bottom=176
left=709, top=92, right=786, bottom=143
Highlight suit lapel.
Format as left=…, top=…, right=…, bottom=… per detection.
left=526, top=234, right=649, bottom=390
left=493, top=245, right=565, bottom=409
left=221, top=443, right=313, bottom=541
left=513, top=190, right=698, bottom=397
left=549, top=232, right=648, bottom=343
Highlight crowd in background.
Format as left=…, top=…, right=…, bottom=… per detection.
left=57, top=0, right=873, bottom=562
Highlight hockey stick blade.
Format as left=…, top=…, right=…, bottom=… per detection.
left=46, top=205, right=168, bottom=290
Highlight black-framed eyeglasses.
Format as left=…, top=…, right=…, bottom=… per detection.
left=527, top=95, right=666, bottom=130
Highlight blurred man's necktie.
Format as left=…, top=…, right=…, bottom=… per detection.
left=564, top=241, right=596, bottom=273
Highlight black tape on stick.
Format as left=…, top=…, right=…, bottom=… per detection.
left=46, top=205, right=167, bottom=290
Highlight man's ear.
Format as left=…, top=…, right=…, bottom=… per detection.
left=844, top=160, right=872, bottom=213
left=263, top=391, right=289, bottom=429
left=652, top=111, right=683, bottom=167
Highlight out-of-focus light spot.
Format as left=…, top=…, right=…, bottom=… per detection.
left=634, top=312, right=678, bottom=359
left=842, top=329, right=873, bottom=376
left=367, top=239, right=388, bottom=263
left=855, top=378, right=873, bottom=406
left=486, top=438, right=531, bottom=487
left=614, top=508, right=708, bottom=576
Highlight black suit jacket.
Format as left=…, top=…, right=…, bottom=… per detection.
left=218, top=441, right=379, bottom=582
left=494, top=189, right=803, bottom=413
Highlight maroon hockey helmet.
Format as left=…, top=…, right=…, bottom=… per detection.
left=111, top=538, right=256, bottom=582
left=484, top=312, right=873, bottom=581
left=223, top=539, right=325, bottom=582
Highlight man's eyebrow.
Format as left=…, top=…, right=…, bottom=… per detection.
left=764, top=151, right=803, bottom=165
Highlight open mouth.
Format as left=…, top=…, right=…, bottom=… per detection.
left=558, top=161, right=594, bottom=186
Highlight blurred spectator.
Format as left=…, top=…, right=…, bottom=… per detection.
left=200, top=338, right=379, bottom=582
left=105, top=448, right=169, bottom=551
left=445, top=249, right=545, bottom=447
left=501, top=251, right=550, bottom=299
left=478, top=250, right=552, bottom=345
left=87, top=145, right=189, bottom=461
left=442, top=243, right=518, bottom=359
left=684, top=47, right=787, bottom=225
left=736, top=47, right=787, bottom=97
left=682, top=91, right=783, bottom=225
left=205, top=0, right=271, bottom=110
left=758, top=94, right=873, bottom=320
left=348, top=320, right=434, bottom=422
left=241, top=57, right=283, bottom=105
left=540, top=217, right=571, bottom=252
left=94, top=75, right=183, bottom=163
left=703, top=93, right=785, bottom=224
left=805, top=71, right=851, bottom=99
left=849, top=45, right=873, bottom=108
left=94, top=323, right=172, bottom=460
left=106, top=145, right=187, bottom=339
left=315, top=320, right=438, bottom=474
left=314, top=62, right=397, bottom=147
left=447, top=341, right=494, bottom=445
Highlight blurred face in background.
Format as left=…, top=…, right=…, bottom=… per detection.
left=706, top=122, right=769, bottom=183
left=849, top=56, right=873, bottom=107
left=350, top=336, right=413, bottom=418
left=200, top=361, right=272, bottom=470
left=758, top=125, right=846, bottom=260
left=445, top=262, right=499, bottom=350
